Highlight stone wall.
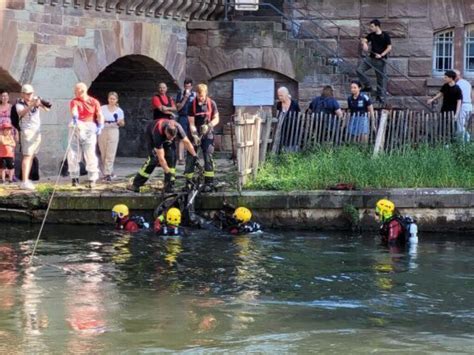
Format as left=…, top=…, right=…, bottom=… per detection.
left=186, top=20, right=346, bottom=147
left=0, top=0, right=189, bottom=173
left=289, top=0, right=474, bottom=107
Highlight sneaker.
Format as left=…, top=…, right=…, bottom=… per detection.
left=20, top=181, right=35, bottom=190
left=87, top=180, right=96, bottom=189
left=72, top=178, right=79, bottom=187
left=126, top=184, right=140, bottom=192
left=102, top=175, right=112, bottom=183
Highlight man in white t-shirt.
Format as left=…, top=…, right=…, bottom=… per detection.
left=454, top=70, right=472, bottom=142
left=15, top=84, right=48, bottom=190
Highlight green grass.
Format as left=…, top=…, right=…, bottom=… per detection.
left=247, top=144, right=474, bottom=190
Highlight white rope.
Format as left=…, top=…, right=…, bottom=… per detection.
left=29, top=125, right=77, bottom=264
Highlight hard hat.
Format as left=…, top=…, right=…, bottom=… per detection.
left=375, top=199, right=395, bottom=221
left=166, top=207, right=181, bottom=226
left=233, top=207, right=252, bottom=223
left=112, top=204, right=129, bottom=219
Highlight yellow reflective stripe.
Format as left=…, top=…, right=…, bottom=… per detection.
left=204, top=171, right=215, bottom=177
left=185, top=173, right=194, bottom=179
left=138, top=158, right=151, bottom=178
left=170, top=168, right=176, bottom=175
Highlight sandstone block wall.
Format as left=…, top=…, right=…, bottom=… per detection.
left=0, top=0, right=189, bottom=173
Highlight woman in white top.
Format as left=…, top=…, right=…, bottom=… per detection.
left=98, top=91, right=124, bottom=182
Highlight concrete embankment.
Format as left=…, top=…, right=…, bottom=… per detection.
left=0, top=189, right=472, bottom=232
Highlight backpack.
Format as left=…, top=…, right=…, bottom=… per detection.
left=10, top=100, right=20, bottom=131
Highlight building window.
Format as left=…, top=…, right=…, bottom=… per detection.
left=433, top=30, right=454, bottom=75
left=465, top=25, right=474, bottom=75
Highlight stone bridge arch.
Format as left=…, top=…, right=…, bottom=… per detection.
left=89, top=54, right=179, bottom=158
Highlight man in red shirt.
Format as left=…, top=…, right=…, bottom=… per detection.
left=68, top=82, right=104, bottom=188
left=152, top=82, right=177, bottom=120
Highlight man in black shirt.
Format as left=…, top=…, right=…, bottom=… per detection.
left=427, top=70, right=462, bottom=116
left=128, top=119, right=198, bottom=193
left=357, top=19, right=392, bottom=103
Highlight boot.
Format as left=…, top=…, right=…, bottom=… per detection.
left=164, top=173, right=174, bottom=193
left=202, top=176, right=215, bottom=193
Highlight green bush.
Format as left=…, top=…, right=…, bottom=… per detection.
left=247, top=144, right=474, bottom=190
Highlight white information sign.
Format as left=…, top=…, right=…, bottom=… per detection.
left=235, top=0, right=259, bottom=11
left=233, top=78, right=274, bottom=106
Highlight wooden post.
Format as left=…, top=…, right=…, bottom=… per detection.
left=260, top=111, right=273, bottom=163
left=373, top=109, right=389, bottom=157
left=271, top=112, right=285, bottom=154
left=252, top=116, right=262, bottom=179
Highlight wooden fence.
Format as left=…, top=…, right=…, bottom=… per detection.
left=234, top=109, right=472, bottom=188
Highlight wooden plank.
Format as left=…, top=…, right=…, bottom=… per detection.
left=373, top=109, right=389, bottom=156
left=252, top=116, right=262, bottom=179
left=260, top=111, right=273, bottom=163
left=271, top=113, right=285, bottom=154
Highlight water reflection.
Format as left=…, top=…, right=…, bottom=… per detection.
left=0, top=226, right=472, bottom=353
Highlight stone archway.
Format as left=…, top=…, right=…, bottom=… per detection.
left=89, top=55, right=179, bottom=158
left=208, top=68, right=299, bottom=150
left=0, top=68, right=21, bottom=93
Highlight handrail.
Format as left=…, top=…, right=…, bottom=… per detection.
left=223, top=1, right=433, bottom=111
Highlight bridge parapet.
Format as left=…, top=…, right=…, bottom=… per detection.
left=35, top=0, right=225, bottom=21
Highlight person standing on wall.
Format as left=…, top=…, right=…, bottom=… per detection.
left=15, top=84, right=49, bottom=191
left=184, top=84, right=219, bottom=192
left=276, top=86, right=301, bottom=151
left=98, top=91, right=125, bottom=182
left=175, top=79, right=196, bottom=165
left=453, top=70, right=472, bottom=142
left=69, top=82, right=105, bottom=188
left=357, top=19, right=392, bottom=104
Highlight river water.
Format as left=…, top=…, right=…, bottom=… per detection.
left=0, top=224, right=473, bottom=353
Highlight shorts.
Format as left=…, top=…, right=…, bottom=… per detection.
left=0, top=157, right=14, bottom=169
left=348, top=115, right=369, bottom=136
left=178, top=115, right=189, bottom=135
left=21, top=129, right=41, bottom=156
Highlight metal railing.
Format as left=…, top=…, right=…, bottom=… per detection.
left=223, top=1, right=433, bottom=111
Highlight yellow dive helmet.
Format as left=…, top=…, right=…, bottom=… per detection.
left=112, top=204, right=129, bottom=219
left=233, top=207, right=252, bottom=223
left=375, top=199, right=395, bottom=221
left=166, top=207, right=181, bottom=226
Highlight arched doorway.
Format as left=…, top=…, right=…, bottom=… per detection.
left=208, top=68, right=298, bottom=150
left=89, top=55, right=178, bottom=158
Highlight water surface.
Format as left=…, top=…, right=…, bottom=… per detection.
left=0, top=224, right=473, bottom=353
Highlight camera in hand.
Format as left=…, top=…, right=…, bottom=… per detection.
left=34, top=96, right=52, bottom=108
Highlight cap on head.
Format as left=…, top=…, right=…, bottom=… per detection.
left=375, top=199, right=395, bottom=221
left=233, top=207, right=252, bottom=223
left=112, top=204, right=129, bottom=219
left=166, top=207, right=181, bottom=226
left=21, top=84, right=34, bottom=94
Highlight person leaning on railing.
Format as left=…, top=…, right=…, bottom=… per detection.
left=347, top=80, right=375, bottom=144
left=276, top=86, right=300, bottom=150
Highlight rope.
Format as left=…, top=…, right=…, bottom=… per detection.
left=29, top=125, right=77, bottom=264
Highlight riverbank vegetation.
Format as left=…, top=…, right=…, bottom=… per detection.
left=248, top=144, right=474, bottom=190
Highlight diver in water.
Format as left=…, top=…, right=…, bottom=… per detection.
left=112, top=204, right=149, bottom=232
left=154, top=207, right=184, bottom=236
left=212, top=206, right=262, bottom=235
left=375, top=199, right=418, bottom=247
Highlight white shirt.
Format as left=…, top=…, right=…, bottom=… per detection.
left=101, top=105, right=124, bottom=125
left=16, top=100, right=41, bottom=131
left=456, top=78, right=473, bottom=111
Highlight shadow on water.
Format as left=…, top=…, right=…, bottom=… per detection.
left=0, top=223, right=473, bottom=352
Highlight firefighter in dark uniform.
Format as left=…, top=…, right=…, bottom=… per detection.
left=128, top=119, right=198, bottom=193
left=184, top=83, right=219, bottom=192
